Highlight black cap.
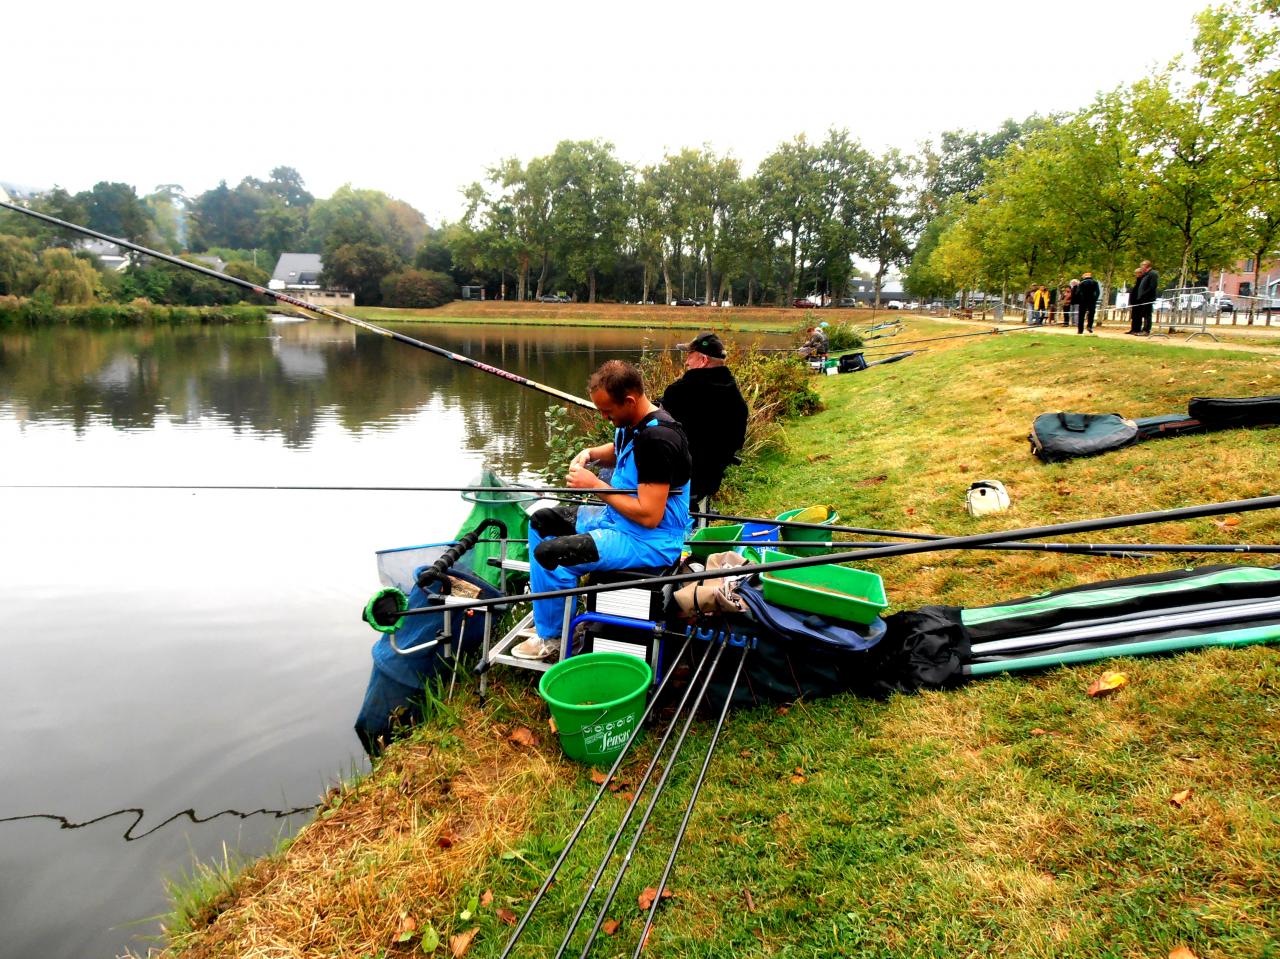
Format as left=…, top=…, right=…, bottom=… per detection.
left=687, top=332, right=726, bottom=359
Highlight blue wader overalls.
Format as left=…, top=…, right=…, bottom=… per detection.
left=529, top=416, right=690, bottom=641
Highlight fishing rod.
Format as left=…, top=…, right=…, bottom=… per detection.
left=631, top=645, right=747, bottom=958
left=551, top=639, right=729, bottom=959
left=2, top=483, right=637, bottom=496
left=566, top=639, right=738, bottom=959
left=498, top=633, right=697, bottom=958
left=0, top=200, right=595, bottom=410
left=698, top=540, right=1280, bottom=555
left=386, top=494, right=1280, bottom=618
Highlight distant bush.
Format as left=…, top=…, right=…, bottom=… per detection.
left=0, top=298, right=270, bottom=327
left=380, top=269, right=457, bottom=308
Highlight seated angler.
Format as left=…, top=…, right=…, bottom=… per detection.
left=660, top=332, right=748, bottom=513
left=511, top=360, right=692, bottom=661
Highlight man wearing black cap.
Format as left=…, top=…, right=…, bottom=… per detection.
left=660, top=332, right=749, bottom=510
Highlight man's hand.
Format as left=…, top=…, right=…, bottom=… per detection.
left=571, top=449, right=592, bottom=470
left=566, top=463, right=602, bottom=489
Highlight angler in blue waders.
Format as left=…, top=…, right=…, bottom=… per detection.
left=512, top=360, right=692, bottom=661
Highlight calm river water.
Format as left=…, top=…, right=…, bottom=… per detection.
left=0, top=318, right=788, bottom=959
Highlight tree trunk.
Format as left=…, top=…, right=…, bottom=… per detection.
left=536, top=250, right=549, bottom=299
left=747, top=276, right=755, bottom=307
left=517, top=253, right=530, bottom=301
left=705, top=253, right=713, bottom=307
left=788, top=231, right=799, bottom=301
left=662, top=259, right=673, bottom=305
left=499, top=269, right=506, bottom=301
left=588, top=268, right=597, bottom=303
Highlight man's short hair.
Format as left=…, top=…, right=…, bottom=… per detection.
left=588, top=360, right=645, bottom=403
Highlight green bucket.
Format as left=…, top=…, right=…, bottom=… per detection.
left=777, top=506, right=841, bottom=556
left=538, top=653, right=652, bottom=765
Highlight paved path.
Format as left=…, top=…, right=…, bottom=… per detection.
left=913, top=313, right=1280, bottom=356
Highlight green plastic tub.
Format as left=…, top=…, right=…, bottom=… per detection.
left=538, top=652, right=652, bottom=765
left=688, top=523, right=743, bottom=560
left=760, top=562, right=888, bottom=624
left=776, top=506, right=841, bottom=556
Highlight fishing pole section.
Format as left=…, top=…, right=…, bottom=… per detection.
left=0, top=200, right=595, bottom=410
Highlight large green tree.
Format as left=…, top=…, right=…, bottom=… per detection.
left=547, top=140, right=630, bottom=303
left=76, top=182, right=153, bottom=242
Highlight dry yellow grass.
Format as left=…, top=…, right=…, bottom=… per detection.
left=157, top=706, right=558, bottom=958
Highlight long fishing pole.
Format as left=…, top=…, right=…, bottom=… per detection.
left=497, top=634, right=697, bottom=959
left=3, top=483, right=637, bottom=495
left=549, top=638, right=727, bottom=959
left=0, top=200, right=595, bottom=410
left=630, top=645, right=748, bottom=959
left=391, top=494, right=1280, bottom=617
left=567, top=638, right=734, bottom=959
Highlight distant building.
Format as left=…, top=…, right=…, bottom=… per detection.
left=269, top=252, right=355, bottom=308
left=190, top=254, right=227, bottom=273
left=1209, top=257, right=1280, bottom=304
left=76, top=238, right=130, bottom=272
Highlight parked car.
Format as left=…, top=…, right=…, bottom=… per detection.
left=536, top=294, right=571, bottom=302
left=673, top=298, right=698, bottom=306
left=1153, top=297, right=1173, bottom=312
left=792, top=298, right=819, bottom=309
left=885, top=301, right=903, bottom=310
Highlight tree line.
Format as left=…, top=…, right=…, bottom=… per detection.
left=906, top=0, right=1280, bottom=308
left=1, top=0, right=1273, bottom=311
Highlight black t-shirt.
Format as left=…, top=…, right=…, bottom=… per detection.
left=619, top=409, right=691, bottom=490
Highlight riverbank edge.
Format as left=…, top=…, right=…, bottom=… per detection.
left=0, top=300, right=271, bottom=326
left=150, top=319, right=1280, bottom=958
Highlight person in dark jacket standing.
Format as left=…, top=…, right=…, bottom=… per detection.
left=661, top=331, right=748, bottom=510
left=1128, top=260, right=1158, bottom=335
left=1075, top=271, right=1101, bottom=333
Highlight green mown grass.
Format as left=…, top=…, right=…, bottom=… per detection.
left=160, top=321, right=1280, bottom=959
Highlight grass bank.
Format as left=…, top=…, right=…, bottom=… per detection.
left=152, top=320, right=1280, bottom=959
left=352, top=299, right=888, bottom=334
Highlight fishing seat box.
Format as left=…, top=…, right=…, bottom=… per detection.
left=572, top=567, right=672, bottom=683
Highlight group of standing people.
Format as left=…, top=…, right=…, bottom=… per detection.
left=1025, top=273, right=1101, bottom=333
left=1126, top=260, right=1159, bottom=336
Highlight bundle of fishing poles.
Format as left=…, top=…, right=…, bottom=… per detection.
left=498, top=630, right=745, bottom=958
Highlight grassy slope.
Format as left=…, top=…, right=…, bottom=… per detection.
left=159, top=320, right=1280, bottom=959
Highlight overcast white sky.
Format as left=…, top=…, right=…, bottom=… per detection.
left=6, top=0, right=1211, bottom=225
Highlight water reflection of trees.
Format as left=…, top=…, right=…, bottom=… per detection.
left=0, top=322, right=661, bottom=472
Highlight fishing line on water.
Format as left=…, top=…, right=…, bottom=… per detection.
left=0, top=804, right=321, bottom=842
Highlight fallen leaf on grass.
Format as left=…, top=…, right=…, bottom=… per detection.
left=743, top=888, right=757, bottom=912
left=619, top=791, right=635, bottom=801
left=856, top=474, right=888, bottom=486
left=508, top=727, right=537, bottom=748
left=590, top=769, right=608, bottom=785
left=1087, top=671, right=1128, bottom=697
left=1169, top=788, right=1193, bottom=808
left=905, top=507, right=915, bottom=515
left=1211, top=516, right=1241, bottom=530
left=1201, top=369, right=1217, bottom=374
left=806, top=453, right=832, bottom=463
left=437, top=830, right=459, bottom=849
left=637, top=887, right=674, bottom=910
left=496, top=907, right=518, bottom=926
left=395, top=914, right=417, bottom=942
left=450, top=927, right=478, bottom=957
left=1030, top=728, right=1047, bottom=736
left=480, top=889, right=493, bottom=907
left=1169, top=948, right=1199, bottom=959
left=602, top=918, right=621, bottom=936
left=548, top=716, right=557, bottom=734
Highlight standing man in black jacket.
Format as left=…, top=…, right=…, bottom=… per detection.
left=1128, top=260, right=1159, bottom=335
left=1075, top=271, right=1101, bottom=333
left=661, top=332, right=749, bottom=512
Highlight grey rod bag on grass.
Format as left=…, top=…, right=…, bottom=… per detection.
left=1029, top=412, right=1139, bottom=462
